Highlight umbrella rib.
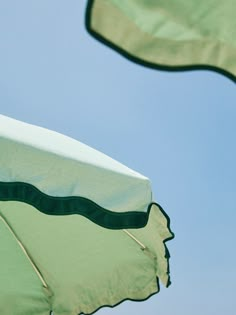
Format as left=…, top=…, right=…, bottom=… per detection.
left=123, top=229, right=146, bottom=249
left=0, top=213, right=48, bottom=288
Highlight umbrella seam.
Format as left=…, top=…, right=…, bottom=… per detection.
left=0, top=212, right=48, bottom=288
left=122, top=229, right=146, bottom=249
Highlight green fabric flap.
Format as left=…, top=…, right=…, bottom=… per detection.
left=86, top=0, right=236, bottom=81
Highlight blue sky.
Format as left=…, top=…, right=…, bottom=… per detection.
left=1, top=1, right=236, bottom=314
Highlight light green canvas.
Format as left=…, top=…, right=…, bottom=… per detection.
left=86, top=0, right=236, bottom=80
left=0, top=202, right=172, bottom=315
left=0, top=115, right=174, bottom=314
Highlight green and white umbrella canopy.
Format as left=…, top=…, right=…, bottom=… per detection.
left=86, top=0, right=236, bottom=82
left=0, top=115, right=173, bottom=315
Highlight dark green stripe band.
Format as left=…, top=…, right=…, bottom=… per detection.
left=0, top=181, right=151, bottom=229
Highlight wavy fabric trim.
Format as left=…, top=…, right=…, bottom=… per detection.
left=0, top=181, right=154, bottom=229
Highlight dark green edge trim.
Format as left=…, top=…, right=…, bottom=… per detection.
left=52, top=278, right=165, bottom=315
left=78, top=283, right=160, bottom=315
left=53, top=264, right=171, bottom=315
left=49, top=286, right=159, bottom=315
left=85, top=0, right=236, bottom=84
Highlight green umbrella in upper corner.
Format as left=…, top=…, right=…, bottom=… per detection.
left=0, top=114, right=174, bottom=315
left=86, top=0, right=236, bottom=82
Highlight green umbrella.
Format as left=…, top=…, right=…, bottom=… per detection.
left=86, top=0, right=236, bottom=82
left=0, top=115, right=173, bottom=315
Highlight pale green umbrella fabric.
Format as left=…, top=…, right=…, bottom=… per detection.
left=0, top=115, right=173, bottom=315
left=86, top=0, right=236, bottom=81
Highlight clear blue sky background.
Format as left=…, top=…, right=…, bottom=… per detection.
left=1, top=1, right=236, bottom=314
